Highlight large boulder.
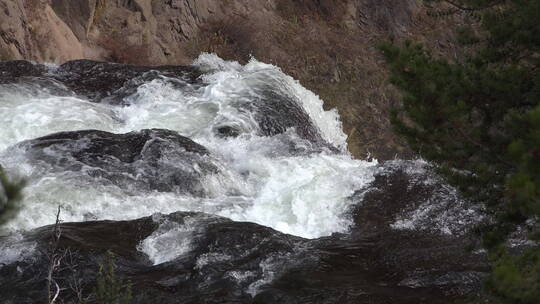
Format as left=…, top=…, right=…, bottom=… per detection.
left=16, top=129, right=217, bottom=195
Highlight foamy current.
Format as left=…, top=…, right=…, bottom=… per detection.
left=0, top=54, right=381, bottom=265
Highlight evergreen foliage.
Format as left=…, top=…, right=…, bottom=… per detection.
left=94, top=251, right=132, bottom=304
left=379, top=0, right=539, bottom=302
left=487, top=247, right=540, bottom=304
left=0, top=166, right=23, bottom=227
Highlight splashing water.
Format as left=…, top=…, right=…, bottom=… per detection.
left=0, top=54, right=380, bottom=265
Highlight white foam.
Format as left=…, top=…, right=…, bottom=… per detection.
left=137, top=214, right=201, bottom=265
left=226, top=270, right=256, bottom=283
left=0, top=233, right=36, bottom=266
left=0, top=54, right=378, bottom=265
left=385, top=160, right=482, bottom=235
left=247, top=253, right=293, bottom=296
left=0, top=90, right=118, bottom=150
left=193, top=53, right=348, bottom=150
left=195, top=252, right=232, bottom=269
left=215, top=151, right=377, bottom=238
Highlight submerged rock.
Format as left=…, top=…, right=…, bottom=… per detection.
left=15, top=129, right=218, bottom=196
left=0, top=164, right=488, bottom=304
left=214, top=125, right=241, bottom=138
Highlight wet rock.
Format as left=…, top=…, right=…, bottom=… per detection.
left=248, top=163, right=488, bottom=304
left=254, top=89, right=321, bottom=141
left=246, top=87, right=340, bottom=153
left=0, top=212, right=305, bottom=304
left=351, top=160, right=482, bottom=236
left=0, top=59, right=203, bottom=104
left=16, top=129, right=218, bottom=195
left=0, top=60, right=71, bottom=97
left=54, top=60, right=202, bottom=104
left=215, top=125, right=241, bottom=138
left=0, top=164, right=489, bottom=304
left=0, top=61, right=47, bottom=83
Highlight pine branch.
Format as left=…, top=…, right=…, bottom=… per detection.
left=442, top=0, right=505, bottom=11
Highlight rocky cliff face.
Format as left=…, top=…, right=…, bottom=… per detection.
left=0, top=0, right=466, bottom=159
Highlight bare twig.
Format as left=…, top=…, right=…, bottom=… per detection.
left=47, top=206, right=65, bottom=304
left=64, top=249, right=88, bottom=303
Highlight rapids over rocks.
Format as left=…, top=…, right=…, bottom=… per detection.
left=0, top=55, right=486, bottom=303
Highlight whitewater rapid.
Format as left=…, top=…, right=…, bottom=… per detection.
left=0, top=54, right=379, bottom=252
left=0, top=55, right=491, bottom=304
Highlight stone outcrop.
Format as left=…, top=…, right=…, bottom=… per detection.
left=0, top=0, right=467, bottom=159
left=0, top=0, right=84, bottom=62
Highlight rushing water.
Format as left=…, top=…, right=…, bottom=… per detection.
left=0, top=54, right=381, bottom=261
left=0, top=55, right=488, bottom=303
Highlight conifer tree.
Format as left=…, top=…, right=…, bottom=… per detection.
left=380, top=0, right=539, bottom=302
left=0, top=166, right=23, bottom=227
